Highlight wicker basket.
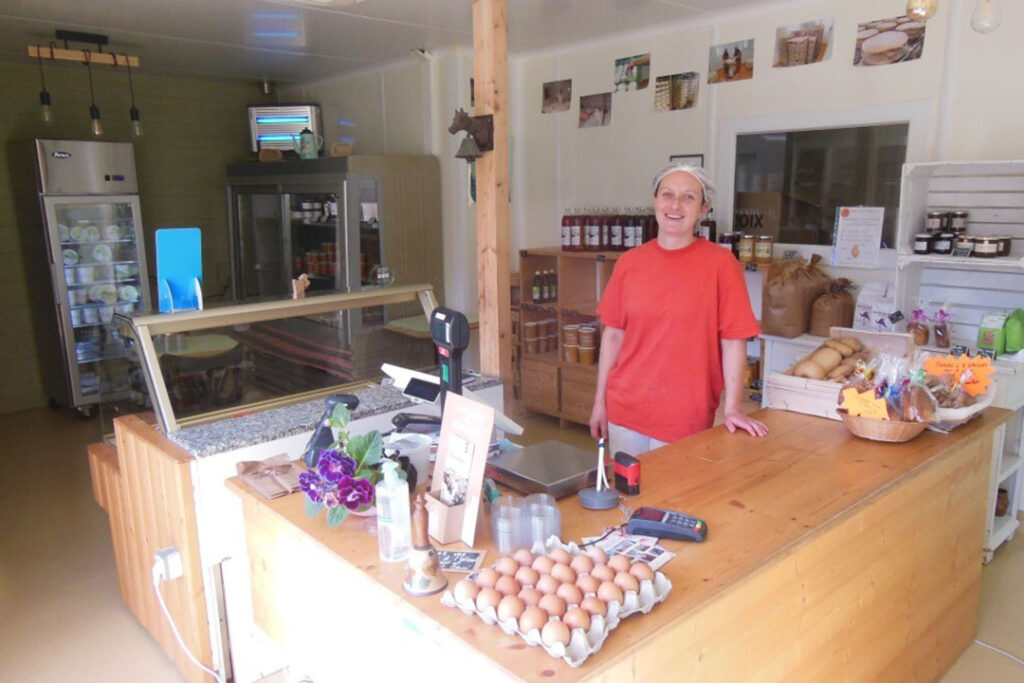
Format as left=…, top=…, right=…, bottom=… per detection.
left=839, top=411, right=928, bottom=443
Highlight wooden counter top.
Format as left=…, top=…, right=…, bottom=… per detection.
left=228, top=407, right=1010, bottom=681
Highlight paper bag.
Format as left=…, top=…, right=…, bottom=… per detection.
left=809, top=278, right=855, bottom=337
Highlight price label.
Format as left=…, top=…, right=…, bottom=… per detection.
left=950, top=344, right=969, bottom=356
left=888, top=310, right=905, bottom=324
left=951, top=247, right=973, bottom=257
left=922, top=354, right=994, bottom=397
left=978, top=348, right=997, bottom=360
left=841, top=388, right=890, bottom=420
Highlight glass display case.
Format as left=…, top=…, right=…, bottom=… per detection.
left=101, top=284, right=439, bottom=435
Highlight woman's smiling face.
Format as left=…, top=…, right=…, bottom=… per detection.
left=653, top=170, right=709, bottom=245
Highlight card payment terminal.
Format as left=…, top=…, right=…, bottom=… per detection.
left=625, top=506, right=708, bottom=542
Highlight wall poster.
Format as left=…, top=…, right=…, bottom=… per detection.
left=613, top=53, right=651, bottom=91
left=579, top=92, right=612, bottom=128
left=773, top=18, right=833, bottom=67
left=654, top=72, right=700, bottom=111
left=542, top=79, right=572, bottom=113
left=854, top=15, right=925, bottom=66
left=709, top=39, right=754, bottom=83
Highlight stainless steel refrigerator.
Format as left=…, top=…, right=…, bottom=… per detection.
left=33, top=139, right=151, bottom=415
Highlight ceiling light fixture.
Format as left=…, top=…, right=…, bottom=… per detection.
left=124, top=54, right=143, bottom=138
left=906, top=0, right=939, bottom=21
left=83, top=50, right=103, bottom=137
left=971, top=0, right=1001, bottom=33
left=35, top=45, right=53, bottom=125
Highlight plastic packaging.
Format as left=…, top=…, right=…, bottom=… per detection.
left=491, top=496, right=525, bottom=554
left=376, top=460, right=411, bottom=562
left=523, top=494, right=561, bottom=548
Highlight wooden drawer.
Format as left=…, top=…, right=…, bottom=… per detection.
left=521, top=359, right=559, bottom=414
left=560, top=365, right=597, bottom=425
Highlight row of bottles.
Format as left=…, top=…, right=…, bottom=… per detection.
left=559, top=208, right=718, bottom=251
left=531, top=269, right=559, bottom=302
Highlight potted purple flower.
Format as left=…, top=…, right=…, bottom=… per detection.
left=298, top=402, right=403, bottom=527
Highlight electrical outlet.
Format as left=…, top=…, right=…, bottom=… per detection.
left=154, top=547, right=183, bottom=581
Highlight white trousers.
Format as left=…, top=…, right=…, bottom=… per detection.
left=607, top=422, right=668, bottom=459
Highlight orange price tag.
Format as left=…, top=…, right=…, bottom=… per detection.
left=921, top=355, right=994, bottom=397
left=841, top=388, right=890, bottom=420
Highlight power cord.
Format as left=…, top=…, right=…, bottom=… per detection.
left=974, top=639, right=1024, bottom=666
left=151, top=556, right=226, bottom=683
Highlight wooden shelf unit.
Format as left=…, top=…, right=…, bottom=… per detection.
left=517, top=247, right=621, bottom=425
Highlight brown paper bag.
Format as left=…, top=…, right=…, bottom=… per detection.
left=795, top=254, right=832, bottom=316
left=761, top=258, right=807, bottom=337
left=809, top=278, right=855, bottom=337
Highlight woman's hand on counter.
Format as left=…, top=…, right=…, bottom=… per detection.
left=722, top=409, right=769, bottom=437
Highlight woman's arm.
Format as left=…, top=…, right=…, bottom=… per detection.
left=721, top=337, right=768, bottom=436
left=589, top=325, right=625, bottom=439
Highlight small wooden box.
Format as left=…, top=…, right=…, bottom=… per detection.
left=763, top=327, right=914, bottom=421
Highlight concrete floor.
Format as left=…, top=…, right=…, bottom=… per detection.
left=0, top=406, right=1020, bottom=682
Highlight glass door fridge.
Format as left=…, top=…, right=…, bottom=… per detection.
left=34, top=140, right=151, bottom=415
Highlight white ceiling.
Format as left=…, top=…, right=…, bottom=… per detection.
left=0, top=0, right=772, bottom=84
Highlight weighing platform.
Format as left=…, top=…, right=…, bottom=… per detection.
left=485, top=440, right=603, bottom=498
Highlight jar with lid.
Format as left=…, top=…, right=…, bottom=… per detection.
left=932, top=232, right=955, bottom=255
left=913, top=233, right=933, bottom=254
left=717, top=232, right=737, bottom=256
left=949, top=211, right=969, bottom=233
left=754, top=235, right=774, bottom=263
left=925, top=210, right=945, bottom=233
left=953, top=235, right=975, bottom=256
left=737, top=234, right=755, bottom=263
left=998, top=235, right=1012, bottom=257
left=973, top=236, right=1001, bottom=258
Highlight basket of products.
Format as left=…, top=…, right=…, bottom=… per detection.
left=836, top=352, right=937, bottom=443
left=838, top=411, right=927, bottom=443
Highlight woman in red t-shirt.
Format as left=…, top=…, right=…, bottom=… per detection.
left=589, top=164, right=768, bottom=456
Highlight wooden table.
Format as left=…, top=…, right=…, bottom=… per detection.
left=227, top=408, right=1009, bottom=681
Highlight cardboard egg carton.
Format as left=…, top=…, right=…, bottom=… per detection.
left=440, top=537, right=671, bottom=667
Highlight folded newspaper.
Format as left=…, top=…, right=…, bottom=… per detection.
left=237, top=454, right=303, bottom=499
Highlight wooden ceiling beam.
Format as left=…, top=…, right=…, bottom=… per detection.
left=28, top=45, right=140, bottom=68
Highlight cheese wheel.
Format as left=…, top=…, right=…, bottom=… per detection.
left=809, top=348, right=843, bottom=373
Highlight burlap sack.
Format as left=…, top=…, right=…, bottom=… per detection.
left=809, top=278, right=855, bottom=337
left=761, top=258, right=807, bottom=337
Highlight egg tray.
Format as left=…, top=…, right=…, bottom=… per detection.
left=439, top=537, right=672, bottom=667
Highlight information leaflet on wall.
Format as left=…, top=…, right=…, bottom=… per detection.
left=831, top=206, right=883, bottom=269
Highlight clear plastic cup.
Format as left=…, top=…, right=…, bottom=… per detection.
left=524, top=493, right=562, bottom=548
left=491, top=495, right=525, bottom=554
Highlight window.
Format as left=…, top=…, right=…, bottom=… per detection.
left=733, top=124, right=908, bottom=247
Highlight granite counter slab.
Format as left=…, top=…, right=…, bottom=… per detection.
left=168, top=376, right=501, bottom=457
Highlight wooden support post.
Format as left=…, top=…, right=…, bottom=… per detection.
left=472, top=0, right=512, bottom=388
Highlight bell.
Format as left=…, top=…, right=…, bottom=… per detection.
left=403, top=495, right=448, bottom=596
left=455, top=134, right=483, bottom=162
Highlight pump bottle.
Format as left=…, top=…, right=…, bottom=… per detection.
left=376, top=460, right=411, bottom=562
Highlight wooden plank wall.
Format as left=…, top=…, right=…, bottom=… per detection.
left=87, top=416, right=214, bottom=683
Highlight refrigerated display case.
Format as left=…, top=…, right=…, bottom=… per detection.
left=32, top=139, right=151, bottom=416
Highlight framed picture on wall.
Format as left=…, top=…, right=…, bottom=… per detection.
left=669, top=153, right=704, bottom=168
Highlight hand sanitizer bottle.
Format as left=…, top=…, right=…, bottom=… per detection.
left=376, top=460, right=411, bottom=562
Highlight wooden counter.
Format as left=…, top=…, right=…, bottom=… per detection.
left=227, top=408, right=1010, bottom=681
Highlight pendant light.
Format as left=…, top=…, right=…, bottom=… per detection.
left=906, top=0, right=939, bottom=21
left=84, top=50, right=102, bottom=137
left=971, top=0, right=1001, bottom=33
left=36, top=46, right=53, bottom=125
left=124, top=54, right=143, bottom=138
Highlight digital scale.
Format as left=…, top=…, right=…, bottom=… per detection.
left=485, top=440, right=607, bottom=499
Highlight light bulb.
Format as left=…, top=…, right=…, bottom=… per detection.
left=90, top=105, right=103, bottom=137
left=906, top=0, right=938, bottom=21
left=971, top=0, right=1001, bottom=33
left=129, top=106, right=143, bottom=138
left=39, top=90, right=53, bottom=125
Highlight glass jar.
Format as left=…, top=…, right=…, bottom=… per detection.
left=737, top=234, right=755, bottom=263
left=949, top=211, right=969, bottom=233
left=953, top=234, right=975, bottom=256
left=997, top=235, right=1012, bottom=257
left=973, top=236, right=1001, bottom=258
left=913, top=232, right=933, bottom=254
left=932, top=232, right=954, bottom=255
left=925, top=210, right=946, bottom=233
left=754, top=235, right=774, bottom=263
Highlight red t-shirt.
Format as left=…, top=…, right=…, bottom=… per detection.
left=597, top=238, right=760, bottom=442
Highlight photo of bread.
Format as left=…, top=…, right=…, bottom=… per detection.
left=853, top=15, right=925, bottom=66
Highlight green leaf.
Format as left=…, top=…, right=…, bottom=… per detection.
left=329, top=403, right=351, bottom=429
left=361, top=431, right=384, bottom=468
left=348, top=430, right=383, bottom=470
left=326, top=505, right=349, bottom=527
left=304, top=498, right=323, bottom=518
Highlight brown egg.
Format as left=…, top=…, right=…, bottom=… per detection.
left=586, top=547, right=608, bottom=565
left=453, top=578, right=479, bottom=604
left=535, top=574, right=560, bottom=595
left=496, top=594, right=526, bottom=622
left=549, top=562, right=576, bottom=585
left=518, top=587, right=542, bottom=607
left=518, top=605, right=548, bottom=635
left=607, top=554, right=632, bottom=573
left=514, top=565, right=540, bottom=587
left=538, top=593, right=567, bottom=618
left=613, top=571, right=639, bottom=594
left=597, top=581, right=623, bottom=605
left=569, top=554, right=594, bottom=575
left=495, top=575, right=522, bottom=597
left=548, top=547, right=571, bottom=565
left=629, top=561, right=655, bottom=583
left=494, top=556, right=519, bottom=577
left=541, top=619, right=571, bottom=648
left=563, top=607, right=591, bottom=632
left=590, top=563, right=615, bottom=582
left=475, top=567, right=499, bottom=589
left=475, top=587, right=502, bottom=612
left=532, top=555, right=555, bottom=575
left=575, top=573, right=600, bottom=595
left=513, top=548, right=535, bottom=566
left=580, top=596, right=607, bottom=618
left=556, top=582, right=583, bottom=606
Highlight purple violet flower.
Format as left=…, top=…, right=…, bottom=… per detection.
left=317, top=450, right=356, bottom=483
left=337, top=475, right=375, bottom=510
left=299, top=470, right=325, bottom=504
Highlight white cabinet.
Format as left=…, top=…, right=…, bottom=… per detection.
left=894, top=160, right=1024, bottom=562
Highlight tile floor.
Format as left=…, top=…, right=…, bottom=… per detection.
left=0, top=407, right=1020, bottom=682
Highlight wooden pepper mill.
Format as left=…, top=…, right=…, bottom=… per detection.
left=403, top=494, right=448, bottom=596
